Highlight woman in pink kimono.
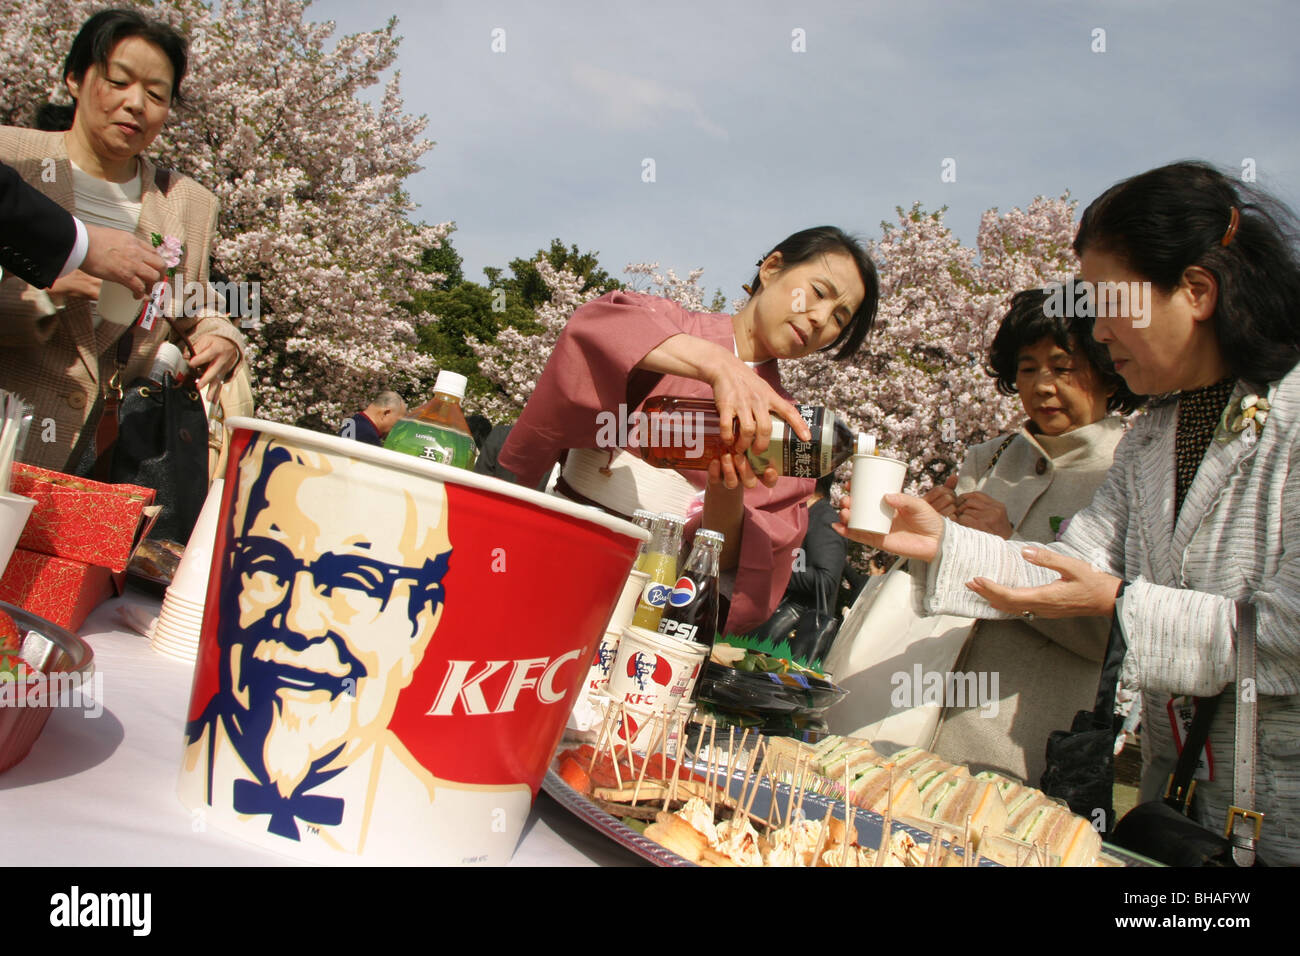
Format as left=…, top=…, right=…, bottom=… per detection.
left=499, top=226, right=878, bottom=636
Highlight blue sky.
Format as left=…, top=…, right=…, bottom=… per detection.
left=309, top=0, right=1300, bottom=298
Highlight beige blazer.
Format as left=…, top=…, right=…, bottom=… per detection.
left=930, top=417, right=1125, bottom=783
left=0, top=126, right=245, bottom=472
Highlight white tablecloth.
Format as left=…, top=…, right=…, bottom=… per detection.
left=0, top=590, right=644, bottom=867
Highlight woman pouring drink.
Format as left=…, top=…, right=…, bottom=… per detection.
left=836, top=162, right=1300, bottom=865
left=499, top=226, right=878, bottom=635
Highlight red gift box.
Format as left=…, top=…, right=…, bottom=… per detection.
left=9, top=464, right=157, bottom=573
left=0, top=548, right=123, bottom=632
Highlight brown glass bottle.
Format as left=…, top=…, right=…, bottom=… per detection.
left=637, top=396, right=853, bottom=478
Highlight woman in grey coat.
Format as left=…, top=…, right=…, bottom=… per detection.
left=840, top=161, right=1300, bottom=865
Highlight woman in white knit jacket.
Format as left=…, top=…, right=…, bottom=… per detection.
left=839, top=161, right=1300, bottom=865
left=920, top=289, right=1140, bottom=784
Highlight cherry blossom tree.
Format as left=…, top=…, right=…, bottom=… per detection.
left=781, top=196, right=1080, bottom=494
left=0, top=0, right=450, bottom=428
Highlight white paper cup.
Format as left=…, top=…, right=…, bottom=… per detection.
left=606, top=625, right=707, bottom=713
left=847, top=454, right=908, bottom=535
left=168, top=479, right=225, bottom=604
left=0, top=492, right=36, bottom=578
left=606, top=570, right=648, bottom=635
left=584, top=628, right=623, bottom=693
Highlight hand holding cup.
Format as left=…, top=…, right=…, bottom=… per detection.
left=833, top=492, right=945, bottom=563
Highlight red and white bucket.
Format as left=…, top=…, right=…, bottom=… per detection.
left=177, top=419, right=646, bottom=864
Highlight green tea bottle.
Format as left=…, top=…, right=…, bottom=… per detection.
left=384, top=370, right=478, bottom=469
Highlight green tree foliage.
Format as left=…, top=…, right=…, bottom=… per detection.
left=407, top=236, right=621, bottom=415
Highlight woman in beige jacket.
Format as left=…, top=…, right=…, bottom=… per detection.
left=0, top=11, right=244, bottom=474
left=922, top=288, right=1139, bottom=783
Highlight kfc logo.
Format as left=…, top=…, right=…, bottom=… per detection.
left=628, top=651, right=672, bottom=691
left=182, top=436, right=455, bottom=846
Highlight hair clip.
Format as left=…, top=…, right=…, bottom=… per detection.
left=741, top=283, right=755, bottom=296
left=1220, top=206, right=1240, bottom=247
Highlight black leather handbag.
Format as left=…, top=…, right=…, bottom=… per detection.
left=1039, top=598, right=1125, bottom=832
left=109, top=371, right=210, bottom=544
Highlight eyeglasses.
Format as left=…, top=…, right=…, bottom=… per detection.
left=230, top=535, right=450, bottom=620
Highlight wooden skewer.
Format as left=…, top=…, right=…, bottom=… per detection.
left=588, top=701, right=615, bottom=776
left=664, top=711, right=687, bottom=810
left=964, top=813, right=974, bottom=868
left=789, top=755, right=807, bottom=823
left=733, top=737, right=765, bottom=822
left=841, top=759, right=852, bottom=867
left=811, top=805, right=835, bottom=867
left=705, top=719, right=720, bottom=817
left=726, top=728, right=750, bottom=803
left=764, top=763, right=782, bottom=829
left=922, top=826, right=941, bottom=868
left=742, top=739, right=768, bottom=820
left=631, top=708, right=666, bottom=806
left=977, top=825, right=991, bottom=867
left=611, top=705, right=631, bottom=789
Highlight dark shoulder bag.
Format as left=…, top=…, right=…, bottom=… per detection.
left=1038, top=587, right=1126, bottom=832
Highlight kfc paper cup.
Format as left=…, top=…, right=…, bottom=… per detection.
left=177, top=418, right=647, bottom=866
left=584, top=628, right=623, bottom=693
left=847, top=454, right=908, bottom=535
left=606, top=625, right=707, bottom=714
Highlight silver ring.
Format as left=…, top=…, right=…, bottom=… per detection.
left=1020, top=610, right=1035, bottom=621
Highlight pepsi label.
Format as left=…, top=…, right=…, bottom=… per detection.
left=667, top=576, right=697, bottom=607
left=659, top=619, right=699, bottom=641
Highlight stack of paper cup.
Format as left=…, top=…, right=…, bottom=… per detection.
left=605, top=625, right=708, bottom=752
left=568, top=569, right=652, bottom=737
left=149, top=479, right=224, bottom=663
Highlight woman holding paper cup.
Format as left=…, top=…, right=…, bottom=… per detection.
left=499, top=226, right=879, bottom=635
left=836, top=161, right=1300, bottom=865
left=0, top=9, right=244, bottom=473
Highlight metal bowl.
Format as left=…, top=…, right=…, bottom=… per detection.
left=0, top=599, right=95, bottom=774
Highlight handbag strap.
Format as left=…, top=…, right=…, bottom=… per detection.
left=1230, top=601, right=1260, bottom=866
left=1164, top=693, right=1221, bottom=812
left=1089, top=581, right=1129, bottom=722
left=983, top=434, right=1017, bottom=475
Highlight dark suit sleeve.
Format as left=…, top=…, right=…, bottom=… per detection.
left=0, top=161, right=77, bottom=288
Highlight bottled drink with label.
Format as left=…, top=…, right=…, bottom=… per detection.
left=657, top=529, right=722, bottom=651
left=637, top=396, right=854, bottom=478
left=630, top=513, right=685, bottom=631
left=384, top=370, right=478, bottom=469
left=631, top=509, right=656, bottom=559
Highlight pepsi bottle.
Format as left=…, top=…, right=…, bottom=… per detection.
left=657, top=529, right=723, bottom=651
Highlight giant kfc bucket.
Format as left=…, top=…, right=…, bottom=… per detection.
left=177, top=419, right=647, bottom=864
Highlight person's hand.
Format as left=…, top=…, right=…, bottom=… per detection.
left=47, top=268, right=102, bottom=301
left=833, top=492, right=945, bottom=562
left=955, top=491, right=1014, bottom=539
left=706, top=355, right=810, bottom=457
left=923, top=474, right=959, bottom=517
left=966, top=546, right=1122, bottom=619
left=187, top=334, right=240, bottom=389
left=706, top=452, right=780, bottom=491
left=80, top=224, right=166, bottom=297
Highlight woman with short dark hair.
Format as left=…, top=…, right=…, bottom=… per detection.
left=0, top=8, right=244, bottom=473
left=839, top=161, right=1300, bottom=864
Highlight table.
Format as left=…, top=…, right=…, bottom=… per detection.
left=0, top=589, right=646, bottom=866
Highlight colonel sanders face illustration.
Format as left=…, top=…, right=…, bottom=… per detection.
left=216, top=437, right=451, bottom=800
